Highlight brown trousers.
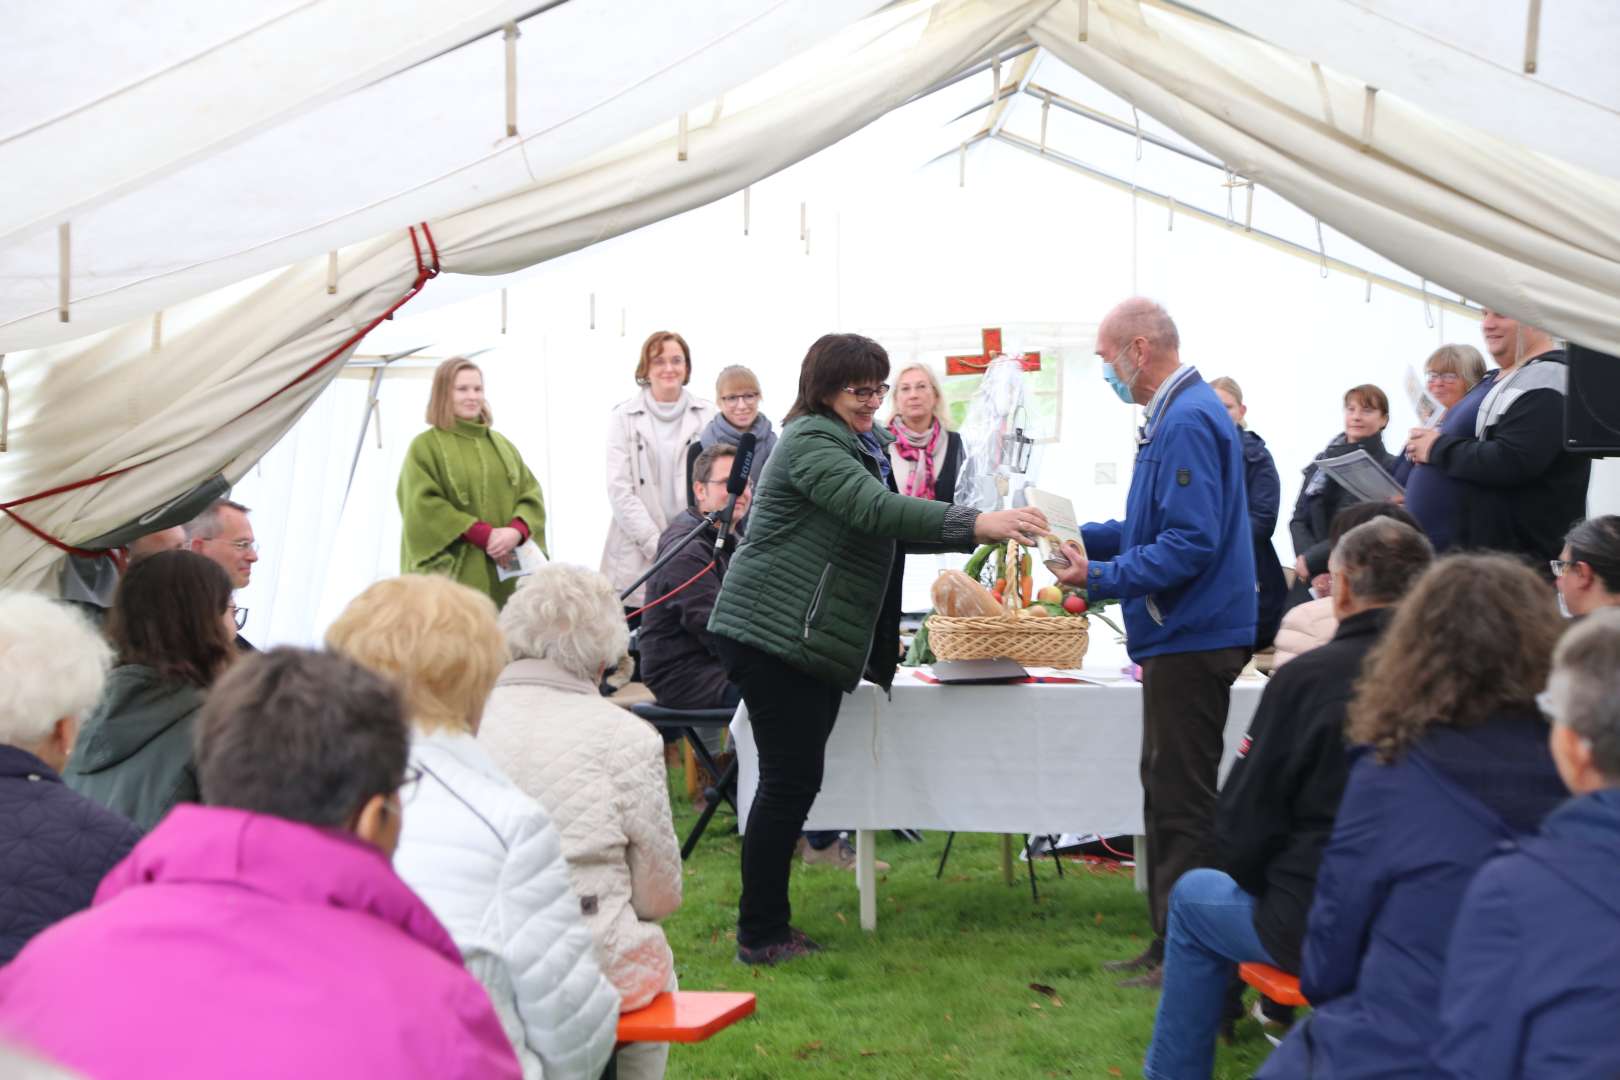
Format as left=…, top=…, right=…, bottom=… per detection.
left=1139, top=646, right=1250, bottom=940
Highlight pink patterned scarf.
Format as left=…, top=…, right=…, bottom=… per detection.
left=888, top=417, right=942, bottom=500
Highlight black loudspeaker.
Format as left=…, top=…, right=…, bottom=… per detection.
left=1565, top=343, right=1620, bottom=456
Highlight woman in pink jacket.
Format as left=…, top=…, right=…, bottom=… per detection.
left=0, top=649, right=519, bottom=1080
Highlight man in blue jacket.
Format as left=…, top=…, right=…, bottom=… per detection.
left=1056, top=298, right=1256, bottom=986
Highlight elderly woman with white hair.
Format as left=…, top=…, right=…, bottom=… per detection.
left=480, top=564, right=683, bottom=1080
left=0, top=592, right=141, bottom=964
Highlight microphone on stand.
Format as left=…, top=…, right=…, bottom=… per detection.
left=713, top=433, right=757, bottom=554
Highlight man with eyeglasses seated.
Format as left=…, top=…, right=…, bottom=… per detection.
left=184, top=498, right=260, bottom=650
left=1553, top=516, right=1620, bottom=620
left=0, top=647, right=521, bottom=1079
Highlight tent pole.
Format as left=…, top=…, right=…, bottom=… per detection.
left=992, top=130, right=1479, bottom=320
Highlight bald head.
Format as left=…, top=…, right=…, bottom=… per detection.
left=1096, top=298, right=1182, bottom=405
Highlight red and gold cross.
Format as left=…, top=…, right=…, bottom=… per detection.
left=944, top=327, right=1041, bottom=376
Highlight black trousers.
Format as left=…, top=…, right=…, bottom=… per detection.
left=1138, top=646, right=1249, bottom=940
left=716, top=637, right=843, bottom=948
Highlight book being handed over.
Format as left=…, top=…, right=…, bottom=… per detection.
left=1024, top=487, right=1086, bottom=572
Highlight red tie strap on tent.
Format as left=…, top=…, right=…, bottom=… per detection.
left=1, top=224, right=442, bottom=559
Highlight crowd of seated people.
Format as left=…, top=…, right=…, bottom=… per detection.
left=0, top=307, right=1615, bottom=1079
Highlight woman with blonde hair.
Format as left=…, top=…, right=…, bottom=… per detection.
left=481, top=565, right=683, bottom=1080
left=1209, top=376, right=1286, bottom=650
left=1391, top=343, right=1493, bottom=551
left=1258, top=555, right=1567, bottom=1078
left=886, top=363, right=964, bottom=504
left=686, top=364, right=777, bottom=502
left=398, top=357, right=547, bottom=609
left=602, top=332, right=715, bottom=611
left=326, top=575, right=618, bottom=1080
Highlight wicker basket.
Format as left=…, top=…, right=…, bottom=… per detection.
left=928, top=614, right=1089, bottom=669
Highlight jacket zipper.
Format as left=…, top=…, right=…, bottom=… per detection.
left=802, top=563, right=834, bottom=641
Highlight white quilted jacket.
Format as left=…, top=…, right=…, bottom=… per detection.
left=393, top=728, right=619, bottom=1080
left=480, top=658, right=682, bottom=1010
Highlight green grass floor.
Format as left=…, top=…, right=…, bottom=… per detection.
left=658, top=772, right=1277, bottom=1079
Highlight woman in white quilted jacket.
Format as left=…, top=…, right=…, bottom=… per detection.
left=327, top=575, right=619, bottom=1080
left=482, top=564, right=683, bottom=1080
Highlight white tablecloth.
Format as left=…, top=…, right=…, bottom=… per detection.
left=730, top=660, right=1267, bottom=839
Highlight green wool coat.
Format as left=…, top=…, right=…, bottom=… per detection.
left=709, top=414, right=976, bottom=691
left=398, top=421, right=547, bottom=608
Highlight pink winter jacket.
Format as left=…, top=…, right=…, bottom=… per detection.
left=0, top=805, right=519, bottom=1080
left=1271, top=596, right=1339, bottom=669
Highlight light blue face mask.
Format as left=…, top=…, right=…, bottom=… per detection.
left=1103, top=345, right=1140, bottom=404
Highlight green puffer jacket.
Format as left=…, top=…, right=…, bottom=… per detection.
left=709, top=414, right=979, bottom=691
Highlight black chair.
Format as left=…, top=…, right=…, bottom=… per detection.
left=629, top=703, right=738, bottom=859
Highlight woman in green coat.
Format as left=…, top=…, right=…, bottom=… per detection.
left=66, top=550, right=238, bottom=830
left=398, top=358, right=547, bottom=609
left=709, top=333, right=1046, bottom=965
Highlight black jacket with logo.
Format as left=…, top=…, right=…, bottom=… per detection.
left=1215, top=606, right=1392, bottom=971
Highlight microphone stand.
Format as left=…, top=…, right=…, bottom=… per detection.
left=619, top=510, right=722, bottom=604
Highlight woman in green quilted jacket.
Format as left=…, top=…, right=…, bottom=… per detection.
left=710, top=333, right=1045, bottom=965
left=398, top=358, right=547, bottom=609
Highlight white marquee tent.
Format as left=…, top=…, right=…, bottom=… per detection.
left=5, top=0, right=1619, bottom=634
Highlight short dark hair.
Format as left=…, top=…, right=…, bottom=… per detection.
left=1329, top=500, right=1422, bottom=547
left=1566, top=515, right=1620, bottom=593
left=692, top=443, right=737, bottom=488
left=1331, top=518, right=1434, bottom=604
left=1344, top=383, right=1390, bottom=418
left=107, top=550, right=234, bottom=687
left=196, top=648, right=409, bottom=828
left=783, top=334, right=890, bottom=425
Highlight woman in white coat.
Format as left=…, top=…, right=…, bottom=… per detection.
left=482, top=564, right=683, bottom=1080
left=326, top=574, right=619, bottom=1080
left=602, top=331, right=715, bottom=613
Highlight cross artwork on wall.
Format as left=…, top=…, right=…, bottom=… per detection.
left=938, top=326, right=1064, bottom=444
left=944, top=327, right=1042, bottom=375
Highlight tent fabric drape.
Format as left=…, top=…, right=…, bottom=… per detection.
left=0, top=0, right=885, bottom=352
left=4, top=0, right=1619, bottom=596
left=1029, top=0, right=1620, bottom=355
left=0, top=0, right=1051, bottom=593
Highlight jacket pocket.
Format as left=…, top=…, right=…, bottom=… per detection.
left=1145, top=594, right=1166, bottom=626
left=802, top=563, right=834, bottom=641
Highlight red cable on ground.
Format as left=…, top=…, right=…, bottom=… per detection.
left=0, top=223, right=443, bottom=558
left=626, top=560, right=717, bottom=621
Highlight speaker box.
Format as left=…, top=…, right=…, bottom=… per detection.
left=1565, top=343, right=1620, bottom=456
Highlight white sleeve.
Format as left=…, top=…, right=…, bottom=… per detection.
left=497, top=807, right=621, bottom=1080
left=604, top=411, right=662, bottom=555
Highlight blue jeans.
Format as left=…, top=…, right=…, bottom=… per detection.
left=1143, top=869, right=1276, bottom=1080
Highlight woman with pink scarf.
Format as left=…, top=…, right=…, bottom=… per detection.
left=886, top=364, right=964, bottom=504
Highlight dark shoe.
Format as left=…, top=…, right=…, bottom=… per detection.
left=1103, top=940, right=1164, bottom=973
left=787, top=926, right=823, bottom=953
left=737, top=934, right=818, bottom=967
left=1117, top=965, right=1164, bottom=990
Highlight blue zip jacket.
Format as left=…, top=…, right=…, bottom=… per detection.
left=1081, top=368, right=1256, bottom=660
left=1259, top=711, right=1567, bottom=1079
left=1434, top=787, right=1620, bottom=1080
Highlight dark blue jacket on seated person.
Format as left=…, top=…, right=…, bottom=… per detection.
left=1240, top=428, right=1287, bottom=651
left=0, top=744, right=142, bottom=963
left=1433, top=787, right=1620, bottom=1080
left=1389, top=371, right=1497, bottom=552
left=1082, top=367, right=1256, bottom=660
left=1259, top=709, right=1567, bottom=1080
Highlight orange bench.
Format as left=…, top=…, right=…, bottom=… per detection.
left=616, top=990, right=756, bottom=1045
left=1238, top=963, right=1308, bottom=1007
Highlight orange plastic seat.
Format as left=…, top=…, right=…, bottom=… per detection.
left=1239, top=962, right=1309, bottom=1007
left=616, top=991, right=756, bottom=1045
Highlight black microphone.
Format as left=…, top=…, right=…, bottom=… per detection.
left=714, top=433, right=758, bottom=553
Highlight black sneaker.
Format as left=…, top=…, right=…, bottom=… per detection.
left=737, top=936, right=817, bottom=966
left=1102, top=939, right=1164, bottom=973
